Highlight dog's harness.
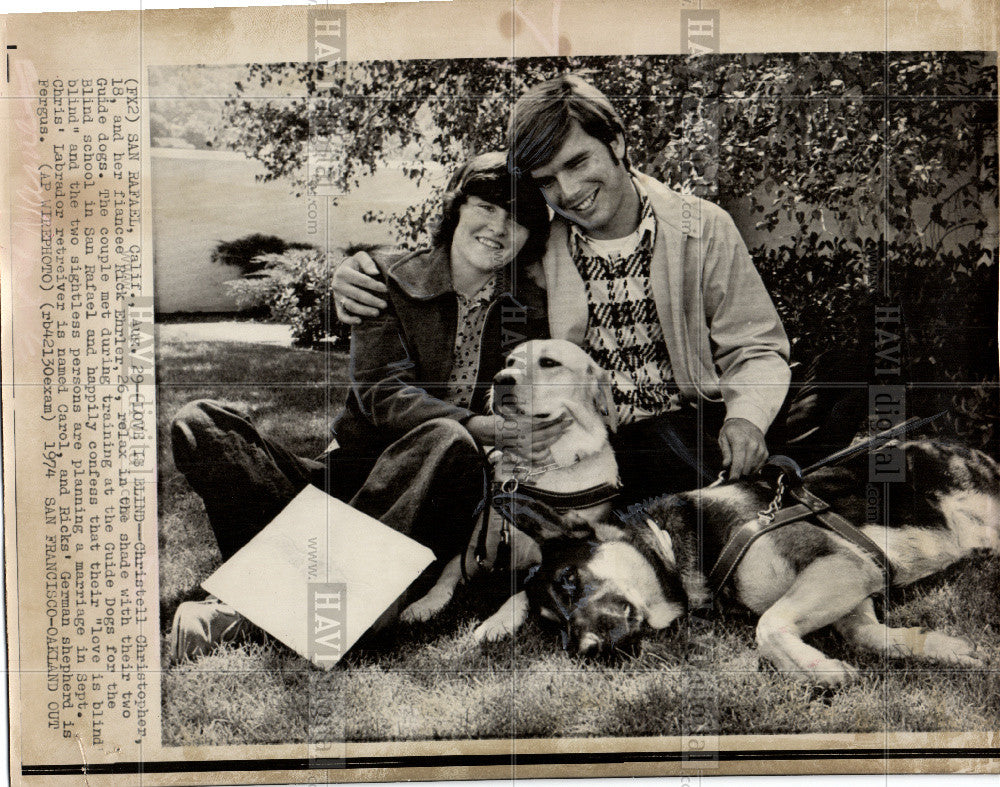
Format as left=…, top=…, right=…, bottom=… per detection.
left=498, top=479, right=621, bottom=514
left=706, top=455, right=895, bottom=596
left=474, top=476, right=621, bottom=574
left=466, top=447, right=620, bottom=582
left=468, top=412, right=942, bottom=590
left=704, top=414, right=947, bottom=596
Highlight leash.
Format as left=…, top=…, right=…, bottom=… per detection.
left=462, top=442, right=498, bottom=585
left=799, top=411, right=947, bottom=475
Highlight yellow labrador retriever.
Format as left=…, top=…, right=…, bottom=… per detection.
left=400, top=340, right=619, bottom=636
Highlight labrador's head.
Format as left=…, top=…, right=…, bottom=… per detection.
left=491, top=339, right=618, bottom=435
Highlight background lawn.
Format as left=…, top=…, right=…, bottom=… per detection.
left=157, top=334, right=1000, bottom=746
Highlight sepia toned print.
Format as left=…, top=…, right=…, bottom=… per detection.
left=3, top=1, right=998, bottom=784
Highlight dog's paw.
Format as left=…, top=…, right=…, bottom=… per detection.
left=473, top=616, right=514, bottom=643
left=801, top=657, right=859, bottom=688
left=473, top=591, right=528, bottom=643
left=400, top=591, right=450, bottom=623
left=921, top=631, right=987, bottom=668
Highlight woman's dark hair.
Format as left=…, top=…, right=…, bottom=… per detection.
left=508, top=74, right=630, bottom=176
left=432, top=151, right=550, bottom=263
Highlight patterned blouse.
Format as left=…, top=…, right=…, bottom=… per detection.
left=444, top=275, right=497, bottom=408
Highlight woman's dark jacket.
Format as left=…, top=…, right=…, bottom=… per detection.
left=331, top=246, right=549, bottom=455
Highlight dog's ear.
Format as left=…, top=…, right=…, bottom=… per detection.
left=492, top=492, right=595, bottom=543
left=589, top=367, right=619, bottom=433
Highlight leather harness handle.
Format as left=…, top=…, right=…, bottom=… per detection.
left=706, top=485, right=895, bottom=596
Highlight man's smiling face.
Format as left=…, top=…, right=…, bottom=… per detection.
left=529, top=120, right=639, bottom=240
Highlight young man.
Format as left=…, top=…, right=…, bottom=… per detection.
left=335, top=74, right=792, bottom=500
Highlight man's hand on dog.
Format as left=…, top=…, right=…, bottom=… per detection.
left=333, top=251, right=387, bottom=324
left=466, top=414, right=570, bottom=465
left=719, top=417, right=768, bottom=479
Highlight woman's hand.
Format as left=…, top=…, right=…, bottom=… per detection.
left=465, top=415, right=506, bottom=447
left=467, top=413, right=570, bottom=465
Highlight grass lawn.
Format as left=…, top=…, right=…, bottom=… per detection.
left=157, top=335, right=1000, bottom=746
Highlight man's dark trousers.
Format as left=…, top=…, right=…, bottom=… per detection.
left=611, top=349, right=867, bottom=505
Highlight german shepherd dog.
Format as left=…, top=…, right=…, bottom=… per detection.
left=505, top=440, right=999, bottom=686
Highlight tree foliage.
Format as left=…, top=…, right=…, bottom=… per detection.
left=222, top=52, right=998, bottom=448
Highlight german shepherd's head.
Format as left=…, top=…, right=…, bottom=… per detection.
left=498, top=492, right=710, bottom=657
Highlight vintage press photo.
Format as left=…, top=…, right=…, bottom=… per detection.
left=2, top=0, right=998, bottom=784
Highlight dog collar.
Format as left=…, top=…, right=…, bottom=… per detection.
left=507, top=480, right=620, bottom=513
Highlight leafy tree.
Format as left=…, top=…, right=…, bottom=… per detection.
left=221, top=53, right=998, bottom=448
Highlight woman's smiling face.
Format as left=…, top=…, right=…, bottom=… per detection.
left=450, top=195, right=530, bottom=278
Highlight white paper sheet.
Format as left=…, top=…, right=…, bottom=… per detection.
left=203, top=485, right=436, bottom=668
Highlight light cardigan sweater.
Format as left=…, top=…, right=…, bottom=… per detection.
left=533, top=172, right=791, bottom=436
